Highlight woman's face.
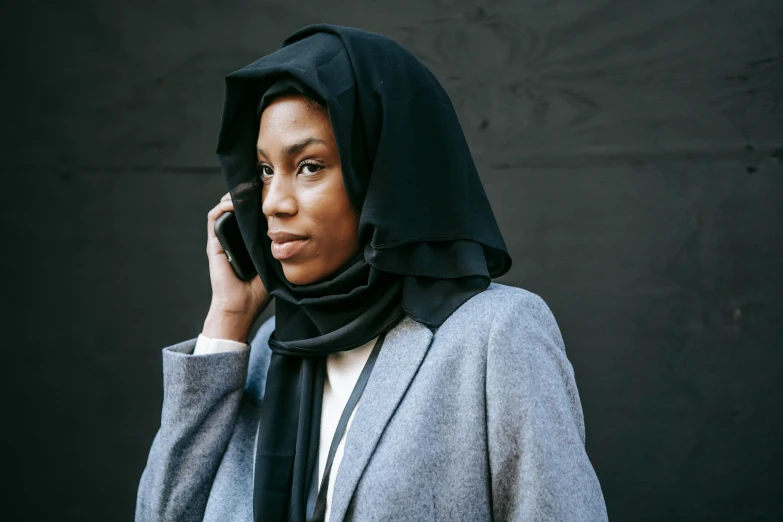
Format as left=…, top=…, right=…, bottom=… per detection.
left=257, top=94, right=360, bottom=286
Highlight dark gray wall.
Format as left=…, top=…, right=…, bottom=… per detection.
left=3, top=0, right=782, bottom=520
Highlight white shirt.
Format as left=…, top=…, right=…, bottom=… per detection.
left=194, top=333, right=377, bottom=522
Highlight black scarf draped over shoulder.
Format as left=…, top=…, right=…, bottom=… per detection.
left=215, top=23, right=511, bottom=522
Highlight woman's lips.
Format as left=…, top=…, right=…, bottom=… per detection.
left=271, top=238, right=309, bottom=260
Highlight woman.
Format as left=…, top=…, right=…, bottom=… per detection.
left=135, top=24, right=608, bottom=522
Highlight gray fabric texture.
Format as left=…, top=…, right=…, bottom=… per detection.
left=135, top=282, right=608, bottom=521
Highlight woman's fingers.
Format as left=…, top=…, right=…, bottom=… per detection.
left=206, top=198, right=235, bottom=245
left=206, top=196, right=236, bottom=264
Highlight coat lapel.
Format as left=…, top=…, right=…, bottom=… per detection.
left=327, top=317, right=434, bottom=522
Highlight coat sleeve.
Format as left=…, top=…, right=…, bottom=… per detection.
left=134, top=338, right=251, bottom=522
left=485, top=291, right=608, bottom=521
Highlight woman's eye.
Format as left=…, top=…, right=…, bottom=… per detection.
left=301, top=162, right=323, bottom=175
left=256, top=162, right=321, bottom=178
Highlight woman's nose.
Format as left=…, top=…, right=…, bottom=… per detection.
left=262, top=176, right=298, bottom=217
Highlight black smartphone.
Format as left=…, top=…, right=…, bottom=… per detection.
left=214, top=210, right=258, bottom=281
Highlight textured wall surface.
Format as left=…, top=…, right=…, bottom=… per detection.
left=2, top=0, right=782, bottom=520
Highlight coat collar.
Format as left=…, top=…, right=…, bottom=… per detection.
left=327, top=316, right=434, bottom=522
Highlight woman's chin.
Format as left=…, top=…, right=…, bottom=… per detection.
left=281, top=264, right=322, bottom=286
left=280, top=248, right=361, bottom=286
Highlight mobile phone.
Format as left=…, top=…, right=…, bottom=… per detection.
left=214, top=210, right=258, bottom=281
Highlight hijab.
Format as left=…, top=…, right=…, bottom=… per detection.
left=215, top=23, right=511, bottom=522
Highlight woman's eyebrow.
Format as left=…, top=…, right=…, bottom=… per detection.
left=257, top=137, right=326, bottom=158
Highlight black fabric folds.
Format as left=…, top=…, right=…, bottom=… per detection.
left=214, top=24, right=511, bottom=522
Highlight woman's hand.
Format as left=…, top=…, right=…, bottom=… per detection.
left=202, top=192, right=271, bottom=343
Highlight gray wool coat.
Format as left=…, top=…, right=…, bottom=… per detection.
left=135, top=282, right=608, bottom=521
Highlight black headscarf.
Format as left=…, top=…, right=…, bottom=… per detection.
left=215, top=23, right=511, bottom=522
